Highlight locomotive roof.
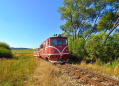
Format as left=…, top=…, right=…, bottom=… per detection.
left=40, top=36, right=67, bottom=45
left=49, top=36, right=67, bottom=38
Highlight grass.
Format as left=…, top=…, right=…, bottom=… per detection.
left=0, top=54, right=36, bottom=86
left=24, top=57, right=79, bottom=86
left=0, top=49, right=81, bottom=86
left=2, top=48, right=119, bottom=86
left=12, top=49, right=33, bottom=54
left=76, top=60, right=119, bottom=77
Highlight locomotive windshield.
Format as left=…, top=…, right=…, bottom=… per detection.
left=63, top=39, right=67, bottom=45
left=51, top=38, right=57, bottom=45
left=58, top=38, right=62, bottom=45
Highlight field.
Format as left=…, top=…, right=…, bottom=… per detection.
left=1, top=49, right=119, bottom=86
left=12, top=49, right=33, bottom=54
left=0, top=54, right=36, bottom=86
left=0, top=49, right=79, bottom=86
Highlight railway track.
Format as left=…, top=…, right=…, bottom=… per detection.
left=56, top=63, right=119, bottom=86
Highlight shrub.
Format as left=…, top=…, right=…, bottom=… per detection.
left=85, top=31, right=119, bottom=63
left=0, top=42, right=13, bottom=58
left=68, top=38, right=87, bottom=62
left=0, top=42, right=11, bottom=50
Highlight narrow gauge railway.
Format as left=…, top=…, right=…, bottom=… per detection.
left=33, top=34, right=119, bottom=86
left=56, top=63, right=119, bottom=86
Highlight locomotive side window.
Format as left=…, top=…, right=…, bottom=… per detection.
left=63, top=39, right=67, bottom=45
left=58, top=38, right=62, bottom=45
left=51, top=38, right=57, bottom=45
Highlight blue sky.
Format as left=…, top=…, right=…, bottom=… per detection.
left=0, top=0, right=65, bottom=48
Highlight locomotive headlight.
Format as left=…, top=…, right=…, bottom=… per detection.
left=53, top=50, right=56, bottom=52
left=66, top=49, right=68, bottom=52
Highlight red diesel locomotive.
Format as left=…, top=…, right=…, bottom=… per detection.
left=33, top=34, right=69, bottom=63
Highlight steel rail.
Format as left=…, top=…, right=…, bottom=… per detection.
left=57, top=64, right=104, bottom=86
left=65, top=63, right=119, bottom=85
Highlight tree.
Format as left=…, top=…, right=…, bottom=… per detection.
left=96, top=0, right=119, bottom=44
left=58, top=0, right=119, bottom=41
left=57, top=0, right=93, bottom=40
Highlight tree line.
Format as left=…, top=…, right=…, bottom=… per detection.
left=58, top=0, right=119, bottom=63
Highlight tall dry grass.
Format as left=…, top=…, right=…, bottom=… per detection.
left=24, top=57, right=81, bottom=86
left=76, top=61, right=119, bottom=77
left=0, top=54, right=36, bottom=86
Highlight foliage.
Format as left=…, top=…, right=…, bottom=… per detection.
left=97, top=12, right=117, bottom=31
left=58, top=0, right=119, bottom=64
left=58, top=0, right=119, bottom=41
left=85, top=32, right=106, bottom=60
left=0, top=42, right=11, bottom=50
left=85, top=32, right=119, bottom=62
left=0, top=42, right=13, bottom=58
left=68, top=38, right=87, bottom=62
left=0, top=47, right=13, bottom=58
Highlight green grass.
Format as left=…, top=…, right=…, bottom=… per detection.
left=0, top=54, right=36, bottom=86
left=12, top=49, right=33, bottom=54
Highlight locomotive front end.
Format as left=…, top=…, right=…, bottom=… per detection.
left=48, top=36, right=69, bottom=63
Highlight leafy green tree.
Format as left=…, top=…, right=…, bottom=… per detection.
left=57, top=0, right=92, bottom=40
left=58, top=0, right=119, bottom=41
left=58, top=0, right=119, bottom=63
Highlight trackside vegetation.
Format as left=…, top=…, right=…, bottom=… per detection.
left=0, top=42, right=13, bottom=58
left=12, top=49, right=33, bottom=54
left=57, top=0, right=119, bottom=67
left=0, top=54, right=36, bottom=86
left=0, top=50, right=84, bottom=86
left=68, top=32, right=119, bottom=63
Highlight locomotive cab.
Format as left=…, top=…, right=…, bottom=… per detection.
left=48, top=36, right=69, bottom=63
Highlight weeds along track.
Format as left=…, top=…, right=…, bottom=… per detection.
left=56, top=63, right=119, bottom=86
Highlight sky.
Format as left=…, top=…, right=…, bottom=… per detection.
left=0, top=0, right=65, bottom=48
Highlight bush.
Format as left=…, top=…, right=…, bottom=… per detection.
left=0, top=47, right=13, bottom=58
left=68, top=32, right=119, bottom=63
left=85, top=32, right=106, bottom=61
left=0, top=42, right=13, bottom=58
left=68, top=38, right=87, bottom=62
left=0, top=42, right=11, bottom=50
left=85, top=31, right=119, bottom=63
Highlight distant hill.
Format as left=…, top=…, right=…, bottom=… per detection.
left=10, top=47, right=32, bottom=50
